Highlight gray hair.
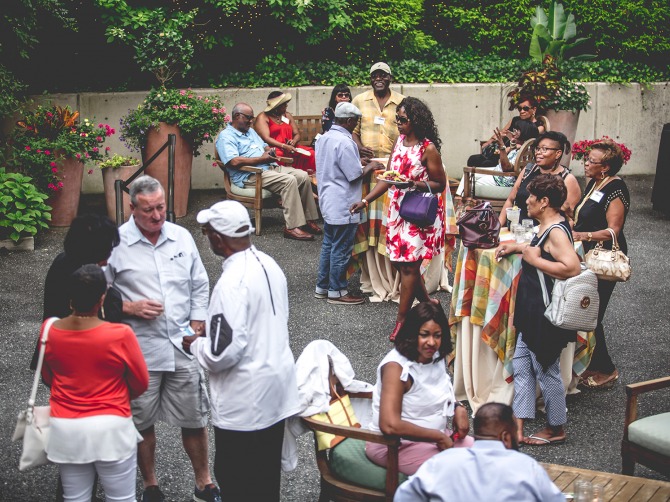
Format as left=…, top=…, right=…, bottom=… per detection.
left=232, top=103, right=252, bottom=117
left=130, top=175, right=163, bottom=205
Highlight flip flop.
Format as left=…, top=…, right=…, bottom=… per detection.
left=522, top=434, right=566, bottom=446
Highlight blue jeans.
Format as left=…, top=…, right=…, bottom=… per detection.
left=316, top=222, right=358, bottom=298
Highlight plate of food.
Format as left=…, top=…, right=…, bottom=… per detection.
left=377, top=170, right=411, bottom=187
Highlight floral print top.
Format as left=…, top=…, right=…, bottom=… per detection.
left=386, top=135, right=445, bottom=262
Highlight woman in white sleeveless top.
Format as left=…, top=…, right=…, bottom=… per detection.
left=366, top=302, right=473, bottom=475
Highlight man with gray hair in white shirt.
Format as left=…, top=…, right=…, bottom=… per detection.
left=394, top=403, right=564, bottom=502
left=106, top=175, right=220, bottom=502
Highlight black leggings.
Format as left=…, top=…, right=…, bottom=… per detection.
left=588, top=279, right=617, bottom=374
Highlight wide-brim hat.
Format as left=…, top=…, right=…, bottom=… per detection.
left=264, top=92, right=292, bottom=113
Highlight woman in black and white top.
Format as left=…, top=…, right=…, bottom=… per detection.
left=572, top=138, right=630, bottom=389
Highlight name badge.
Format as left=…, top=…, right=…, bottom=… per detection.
left=281, top=115, right=290, bottom=124
left=590, top=190, right=604, bottom=203
left=373, top=116, right=385, bottom=125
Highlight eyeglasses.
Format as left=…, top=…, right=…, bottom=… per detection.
left=336, top=92, right=351, bottom=98
left=235, top=112, right=254, bottom=121
left=517, top=105, right=532, bottom=112
left=534, top=146, right=562, bottom=154
left=395, top=116, right=409, bottom=124
left=584, top=158, right=603, bottom=165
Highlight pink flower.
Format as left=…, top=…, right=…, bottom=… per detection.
left=93, top=147, right=99, bottom=153
left=50, top=161, right=57, bottom=167
left=25, top=146, right=31, bottom=151
left=51, top=168, right=58, bottom=173
left=96, top=136, right=103, bottom=142
left=76, top=153, right=82, bottom=159
left=212, top=162, right=218, bottom=167
left=85, top=152, right=90, bottom=158
left=45, top=150, right=51, bottom=155
left=224, top=114, right=231, bottom=122
left=36, top=149, right=42, bottom=153
left=212, top=107, right=219, bottom=114
left=105, top=146, right=111, bottom=151
left=180, top=90, right=186, bottom=96
left=204, top=133, right=210, bottom=139
left=46, top=112, right=53, bottom=118
left=58, top=181, right=63, bottom=188
left=98, top=123, right=103, bottom=128
left=88, top=169, right=94, bottom=175
left=173, top=105, right=179, bottom=109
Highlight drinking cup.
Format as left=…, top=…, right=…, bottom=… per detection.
left=506, top=207, right=520, bottom=228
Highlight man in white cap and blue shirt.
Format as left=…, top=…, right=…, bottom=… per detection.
left=184, top=200, right=299, bottom=502
left=314, top=102, right=381, bottom=304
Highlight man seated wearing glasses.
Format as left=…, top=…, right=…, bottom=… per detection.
left=467, top=96, right=545, bottom=168
left=216, top=103, right=321, bottom=241
left=351, top=62, right=405, bottom=160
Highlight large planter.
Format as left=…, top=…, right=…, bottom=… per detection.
left=102, top=165, right=139, bottom=222
left=544, top=110, right=581, bottom=167
left=47, top=156, right=84, bottom=227
left=142, top=122, right=193, bottom=218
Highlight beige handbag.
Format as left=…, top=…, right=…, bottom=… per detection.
left=585, top=228, right=631, bottom=282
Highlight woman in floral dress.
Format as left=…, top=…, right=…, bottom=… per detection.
left=351, top=97, right=446, bottom=341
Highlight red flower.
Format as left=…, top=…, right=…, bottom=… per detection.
left=50, top=161, right=57, bottom=167
left=25, top=146, right=31, bottom=151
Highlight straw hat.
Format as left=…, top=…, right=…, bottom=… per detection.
left=264, top=92, right=292, bottom=113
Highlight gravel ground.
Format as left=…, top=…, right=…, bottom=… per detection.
left=1, top=175, right=668, bottom=501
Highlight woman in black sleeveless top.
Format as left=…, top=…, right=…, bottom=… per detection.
left=572, top=139, right=630, bottom=389
left=499, top=131, right=582, bottom=226
left=496, top=174, right=581, bottom=446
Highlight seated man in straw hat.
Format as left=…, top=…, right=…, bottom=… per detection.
left=216, top=102, right=321, bottom=241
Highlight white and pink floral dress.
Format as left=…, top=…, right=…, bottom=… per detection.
left=386, top=136, right=445, bottom=262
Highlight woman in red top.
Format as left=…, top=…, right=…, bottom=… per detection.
left=42, top=264, right=148, bottom=502
left=255, top=91, right=317, bottom=174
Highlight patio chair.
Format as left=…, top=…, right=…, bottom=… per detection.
left=214, top=150, right=281, bottom=236
left=302, top=360, right=403, bottom=502
left=621, top=375, right=670, bottom=477
left=293, top=115, right=322, bottom=146
left=461, top=137, right=536, bottom=212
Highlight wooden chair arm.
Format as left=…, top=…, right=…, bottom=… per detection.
left=623, top=376, right=670, bottom=440
left=215, top=159, right=263, bottom=175
left=301, top=416, right=400, bottom=446
left=462, top=166, right=517, bottom=177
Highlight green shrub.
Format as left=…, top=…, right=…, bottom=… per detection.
left=0, top=168, right=51, bottom=242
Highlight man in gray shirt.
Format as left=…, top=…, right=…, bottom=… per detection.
left=314, top=102, right=379, bottom=305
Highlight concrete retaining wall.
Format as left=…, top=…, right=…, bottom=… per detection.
left=33, top=83, right=670, bottom=193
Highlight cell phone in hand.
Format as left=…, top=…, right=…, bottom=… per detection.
left=268, top=148, right=277, bottom=158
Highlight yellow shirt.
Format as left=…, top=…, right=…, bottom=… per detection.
left=352, top=89, right=405, bottom=158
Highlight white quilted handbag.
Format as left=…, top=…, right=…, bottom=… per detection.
left=538, top=263, right=600, bottom=332
left=535, top=223, right=600, bottom=332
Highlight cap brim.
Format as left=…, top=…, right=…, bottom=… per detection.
left=196, top=209, right=212, bottom=225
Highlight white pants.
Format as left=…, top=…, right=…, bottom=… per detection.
left=59, top=453, right=137, bottom=502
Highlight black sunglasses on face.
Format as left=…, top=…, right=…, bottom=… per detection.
left=395, top=116, right=409, bottom=124
left=517, top=106, right=532, bottom=112
left=336, top=92, right=351, bottom=98
left=236, top=112, right=254, bottom=121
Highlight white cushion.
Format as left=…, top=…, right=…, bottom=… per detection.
left=229, top=183, right=274, bottom=199
left=628, top=412, right=670, bottom=456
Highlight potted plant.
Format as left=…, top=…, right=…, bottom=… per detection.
left=10, top=105, right=114, bottom=226
left=119, top=88, right=230, bottom=217
left=98, top=154, right=141, bottom=222
left=508, top=1, right=595, bottom=163
left=0, top=168, right=51, bottom=251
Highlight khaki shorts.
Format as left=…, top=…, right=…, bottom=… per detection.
left=131, top=347, right=210, bottom=431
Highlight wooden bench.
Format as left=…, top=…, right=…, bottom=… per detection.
left=292, top=115, right=322, bottom=146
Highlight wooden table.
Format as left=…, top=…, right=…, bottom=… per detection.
left=542, top=463, right=670, bottom=501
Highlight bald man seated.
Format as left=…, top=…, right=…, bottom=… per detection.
left=394, top=403, right=564, bottom=502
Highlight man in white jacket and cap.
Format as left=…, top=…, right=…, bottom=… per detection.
left=184, top=200, right=300, bottom=502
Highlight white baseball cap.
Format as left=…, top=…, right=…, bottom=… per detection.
left=334, top=102, right=362, bottom=118
left=196, top=200, right=254, bottom=237
left=370, top=62, right=392, bottom=76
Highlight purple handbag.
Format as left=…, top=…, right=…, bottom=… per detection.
left=399, top=183, right=438, bottom=228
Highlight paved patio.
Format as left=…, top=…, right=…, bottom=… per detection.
left=1, top=174, right=668, bottom=500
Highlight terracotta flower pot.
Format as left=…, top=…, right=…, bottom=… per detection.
left=142, top=122, right=193, bottom=218
left=47, top=156, right=84, bottom=227
left=544, top=110, right=580, bottom=167
left=102, top=165, right=139, bottom=222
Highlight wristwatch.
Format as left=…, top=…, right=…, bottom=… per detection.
left=362, top=198, right=369, bottom=207
left=587, top=232, right=593, bottom=242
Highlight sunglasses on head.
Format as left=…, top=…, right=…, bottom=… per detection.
left=395, top=116, right=409, bottom=124
left=336, top=92, right=351, bottom=98
left=517, top=105, right=532, bottom=112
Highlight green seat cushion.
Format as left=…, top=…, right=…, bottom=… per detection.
left=472, top=183, right=513, bottom=200
left=628, top=412, right=670, bottom=456
left=329, top=438, right=407, bottom=491
left=229, top=183, right=274, bottom=199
